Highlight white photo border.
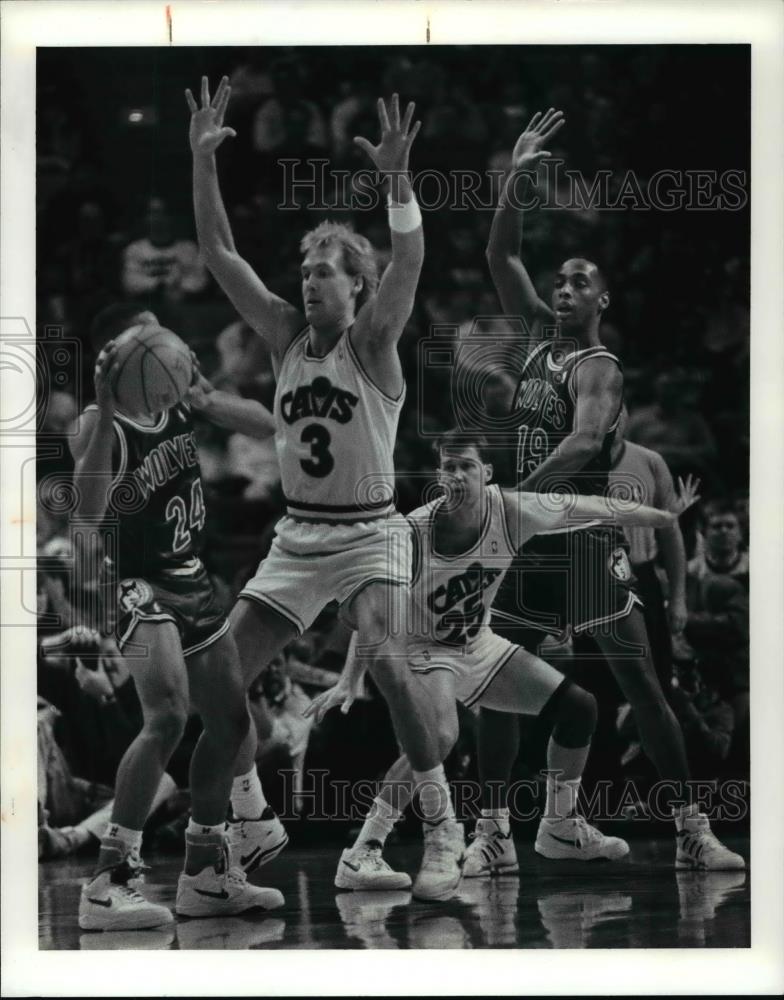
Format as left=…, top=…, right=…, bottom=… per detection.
left=2, top=0, right=782, bottom=995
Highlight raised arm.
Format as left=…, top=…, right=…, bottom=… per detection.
left=519, top=356, right=622, bottom=491
left=486, top=109, right=563, bottom=328
left=186, top=76, right=304, bottom=359
left=187, top=365, right=275, bottom=440
left=67, top=346, right=122, bottom=625
left=70, top=344, right=119, bottom=521
left=351, top=95, right=423, bottom=361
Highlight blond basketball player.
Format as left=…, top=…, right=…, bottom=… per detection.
left=187, top=77, right=450, bottom=870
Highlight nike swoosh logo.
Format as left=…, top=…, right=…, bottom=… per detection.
left=87, top=897, right=112, bottom=908
left=546, top=831, right=580, bottom=847
left=342, top=859, right=360, bottom=872
left=194, top=888, right=230, bottom=900
left=240, top=847, right=262, bottom=867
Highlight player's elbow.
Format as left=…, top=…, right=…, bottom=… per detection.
left=200, top=243, right=235, bottom=273
left=571, top=430, right=603, bottom=459
left=485, top=242, right=519, bottom=271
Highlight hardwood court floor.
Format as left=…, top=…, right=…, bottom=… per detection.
left=39, top=835, right=750, bottom=951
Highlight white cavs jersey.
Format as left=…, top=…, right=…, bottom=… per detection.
left=274, top=328, right=403, bottom=522
left=408, top=484, right=518, bottom=649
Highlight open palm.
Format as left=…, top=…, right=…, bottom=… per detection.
left=185, top=75, right=236, bottom=156
left=354, top=94, right=421, bottom=175
left=511, top=108, right=565, bottom=171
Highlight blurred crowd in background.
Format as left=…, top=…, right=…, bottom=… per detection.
left=35, top=45, right=750, bottom=859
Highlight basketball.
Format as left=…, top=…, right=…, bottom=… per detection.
left=109, top=324, right=192, bottom=416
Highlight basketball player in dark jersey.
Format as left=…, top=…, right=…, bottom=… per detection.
left=71, top=304, right=284, bottom=931
left=475, top=109, right=743, bottom=871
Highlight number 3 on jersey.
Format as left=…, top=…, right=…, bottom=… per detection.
left=300, top=423, right=334, bottom=478
left=165, top=479, right=206, bottom=553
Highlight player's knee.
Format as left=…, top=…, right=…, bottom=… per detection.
left=368, top=654, right=411, bottom=705
left=145, top=695, right=188, bottom=751
left=202, top=697, right=250, bottom=749
left=551, top=684, right=597, bottom=745
left=438, top=713, right=459, bottom=760
left=566, top=685, right=598, bottom=732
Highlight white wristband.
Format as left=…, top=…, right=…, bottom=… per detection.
left=387, top=194, right=422, bottom=234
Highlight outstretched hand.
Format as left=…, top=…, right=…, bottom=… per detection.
left=354, top=94, right=421, bottom=177
left=302, top=678, right=359, bottom=725
left=511, top=108, right=565, bottom=172
left=672, top=474, right=702, bottom=516
left=185, top=75, right=237, bottom=156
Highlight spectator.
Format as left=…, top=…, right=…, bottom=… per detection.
left=617, top=658, right=734, bottom=783
left=668, top=661, right=735, bottom=780
left=689, top=500, right=749, bottom=592
left=215, top=318, right=276, bottom=400
left=37, top=626, right=143, bottom=786
left=685, top=506, right=749, bottom=774
left=245, top=643, right=344, bottom=817
left=250, top=57, right=327, bottom=155
left=37, top=627, right=180, bottom=860
left=626, top=370, right=718, bottom=483
left=121, top=196, right=207, bottom=302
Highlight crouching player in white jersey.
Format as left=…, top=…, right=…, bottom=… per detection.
left=187, top=77, right=452, bottom=858
left=308, top=431, right=694, bottom=898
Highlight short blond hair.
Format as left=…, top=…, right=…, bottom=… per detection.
left=300, top=221, right=379, bottom=309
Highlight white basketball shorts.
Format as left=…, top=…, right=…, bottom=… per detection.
left=239, top=513, right=412, bottom=634
left=407, top=630, right=562, bottom=712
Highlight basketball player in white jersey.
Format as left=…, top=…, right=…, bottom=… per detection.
left=187, top=78, right=450, bottom=871
left=308, top=430, right=688, bottom=896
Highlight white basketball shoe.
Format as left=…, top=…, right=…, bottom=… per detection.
left=228, top=807, right=288, bottom=873
left=412, top=820, right=465, bottom=901
left=462, top=818, right=519, bottom=877
left=535, top=815, right=630, bottom=861
left=79, top=862, right=173, bottom=932
left=334, top=839, right=412, bottom=891
left=176, top=844, right=284, bottom=918
left=675, top=813, right=746, bottom=870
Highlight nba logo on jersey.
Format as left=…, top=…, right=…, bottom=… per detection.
left=608, top=548, right=632, bottom=582
left=118, top=578, right=154, bottom=613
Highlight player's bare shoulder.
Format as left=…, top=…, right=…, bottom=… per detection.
left=571, top=352, right=624, bottom=400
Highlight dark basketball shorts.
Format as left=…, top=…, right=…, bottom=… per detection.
left=110, top=559, right=229, bottom=658
left=491, top=525, right=642, bottom=641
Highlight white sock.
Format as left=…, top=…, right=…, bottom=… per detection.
left=544, top=777, right=582, bottom=822
left=543, top=739, right=590, bottom=821
left=186, top=819, right=226, bottom=840
left=413, top=765, right=454, bottom=827
left=184, top=819, right=225, bottom=874
left=101, top=821, right=143, bottom=855
left=674, top=801, right=700, bottom=830
left=481, top=807, right=510, bottom=832
left=354, top=797, right=402, bottom=849
left=231, top=766, right=268, bottom=820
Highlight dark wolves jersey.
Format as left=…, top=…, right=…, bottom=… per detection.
left=84, top=402, right=205, bottom=575
left=512, top=342, right=623, bottom=496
